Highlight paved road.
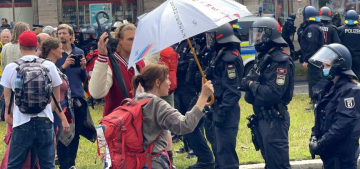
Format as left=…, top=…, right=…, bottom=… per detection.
left=294, top=80, right=309, bottom=94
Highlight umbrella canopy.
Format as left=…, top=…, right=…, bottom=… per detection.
left=128, top=0, right=252, bottom=68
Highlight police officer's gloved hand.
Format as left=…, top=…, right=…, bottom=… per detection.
left=240, top=77, right=252, bottom=91
left=309, top=136, right=324, bottom=158
left=214, top=112, right=226, bottom=128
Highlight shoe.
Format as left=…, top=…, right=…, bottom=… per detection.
left=186, top=150, right=196, bottom=159
left=175, top=146, right=187, bottom=153
left=172, top=165, right=177, bottom=169
left=69, top=166, right=77, bottom=169
left=172, top=134, right=180, bottom=143
left=188, top=161, right=215, bottom=169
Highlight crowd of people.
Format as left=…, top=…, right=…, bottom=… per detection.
left=0, top=4, right=360, bottom=169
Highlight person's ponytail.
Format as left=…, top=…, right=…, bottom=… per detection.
left=132, top=75, right=143, bottom=95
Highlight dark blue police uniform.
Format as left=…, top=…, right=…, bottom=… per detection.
left=246, top=47, right=294, bottom=169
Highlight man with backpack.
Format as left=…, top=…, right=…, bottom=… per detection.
left=1, top=30, right=69, bottom=169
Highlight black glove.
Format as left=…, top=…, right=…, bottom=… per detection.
left=214, top=112, right=226, bottom=128
left=309, top=136, right=323, bottom=159
left=240, top=77, right=252, bottom=91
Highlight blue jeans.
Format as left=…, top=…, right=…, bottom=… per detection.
left=7, top=118, right=55, bottom=169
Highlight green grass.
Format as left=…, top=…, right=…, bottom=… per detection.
left=295, top=65, right=307, bottom=77
left=0, top=94, right=314, bottom=169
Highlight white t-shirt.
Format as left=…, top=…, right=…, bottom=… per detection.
left=1, top=55, right=62, bottom=128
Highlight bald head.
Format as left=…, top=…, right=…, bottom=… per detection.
left=36, top=33, right=50, bottom=56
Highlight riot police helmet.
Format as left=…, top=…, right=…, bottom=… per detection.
left=205, top=23, right=240, bottom=50
left=215, top=23, right=241, bottom=44
left=288, top=13, right=297, bottom=20
left=302, top=6, right=320, bottom=22
left=249, top=17, right=287, bottom=46
left=309, top=43, right=357, bottom=79
left=319, top=6, right=332, bottom=21
left=83, top=26, right=97, bottom=41
left=345, top=10, right=359, bottom=25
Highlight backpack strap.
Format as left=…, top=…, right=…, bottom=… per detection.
left=51, top=92, right=63, bottom=113
left=144, top=130, right=172, bottom=169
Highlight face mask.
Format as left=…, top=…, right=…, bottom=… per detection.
left=323, top=68, right=330, bottom=77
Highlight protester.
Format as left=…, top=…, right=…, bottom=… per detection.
left=89, top=23, right=145, bottom=116
left=1, top=22, right=29, bottom=72
left=33, top=25, right=44, bottom=35
left=1, top=30, right=69, bottom=169
left=35, top=33, right=50, bottom=57
left=1, top=18, right=10, bottom=29
left=132, top=64, right=214, bottom=168
left=40, top=37, right=74, bottom=143
left=0, top=28, right=11, bottom=108
left=55, top=24, right=96, bottom=169
left=332, top=12, right=342, bottom=27
left=43, top=26, right=56, bottom=37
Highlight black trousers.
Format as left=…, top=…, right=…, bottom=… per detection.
left=205, top=105, right=240, bottom=169
left=254, top=110, right=291, bottom=169
left=283, top=36, right=294, bottom=52
left=307, top=64, right=323, bottom=100
left=57, top=98, right=87, bottom=169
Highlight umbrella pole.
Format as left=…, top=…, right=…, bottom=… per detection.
left=186, top=38, right=215, bottom=106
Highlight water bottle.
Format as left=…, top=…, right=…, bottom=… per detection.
left=14, top=74, right=22, bottom=92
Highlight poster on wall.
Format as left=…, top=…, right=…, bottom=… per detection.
left=90, top=3, right=112, bottom=27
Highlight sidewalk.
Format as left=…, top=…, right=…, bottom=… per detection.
left=240, top=159, right=360, bottom=169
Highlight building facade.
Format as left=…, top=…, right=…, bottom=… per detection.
left=0, top=0, right=357, bottom=29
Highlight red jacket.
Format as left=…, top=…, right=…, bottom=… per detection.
left=103, top=52, right=145, bottom=116
left=158, top=47, right=178, bottom=94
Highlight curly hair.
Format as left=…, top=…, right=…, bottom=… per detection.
left=40, top=37, right=61, bottom=59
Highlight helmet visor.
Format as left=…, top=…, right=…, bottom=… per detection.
left=249, top=27, right=272, bottom=46
left=309, top=46, right=340, bottom=68
left=205, top=32, right=216, bottom=50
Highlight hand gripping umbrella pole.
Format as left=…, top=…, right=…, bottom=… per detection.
left=186, top=39, right=214, bottom=106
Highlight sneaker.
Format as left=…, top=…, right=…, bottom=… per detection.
left=69, top=166, right=77, bottom=169
left=175, top=146, right=187, bottom=153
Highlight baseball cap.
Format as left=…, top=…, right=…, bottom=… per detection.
left=43, top=26, right=55, bottom=35
left=19, top=31, right=38, bottom=47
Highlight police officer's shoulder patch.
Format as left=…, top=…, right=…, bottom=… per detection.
left=276, top=68, right=287, bottom=74
left=344, top=97, right=355, bottom=108
left=307, top=32, right=312, bottom=38
left=276, top=75, right=285, bottom=85
left=226, top=64, right=236, bottom=79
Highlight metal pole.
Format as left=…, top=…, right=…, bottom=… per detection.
left=122, top=0, right=126, bottom=20
left=12, top=0, right=15, bottom=22
left=59, top=0, right=63, bottom=24
left=76, top=0, right=79, bottom=28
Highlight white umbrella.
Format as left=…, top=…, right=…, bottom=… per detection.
left=129, top=0, right=252, bottom=68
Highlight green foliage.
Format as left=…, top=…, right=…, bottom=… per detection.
left=0, top=94, right=314, bottom=169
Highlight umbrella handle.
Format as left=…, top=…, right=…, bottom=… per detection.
left=186, top=39, right=214, bottom=106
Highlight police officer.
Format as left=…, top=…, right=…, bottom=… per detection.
left=338, top=10, right=360, bottom=78
left=308, top=43, right=360, bottom=169
left=205, top=23, right=243, bottom=169
left=319, top=7, right=341, bottom=44
left=282, top=13, right=297, bottom=58
left=82, top=26, right=98, bottom=55
left=299, top=6, right=325, bottom=108
left=241, top=17, right=294, bottom=169
left=185, top=33, right=215, bottom=169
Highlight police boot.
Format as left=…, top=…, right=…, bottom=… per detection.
left=188, top=161, right=215, bottom=169
left=175, top=146, right=188, bottom=154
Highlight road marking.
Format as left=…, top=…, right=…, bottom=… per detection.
left=295, top=85, right=308, bottom=88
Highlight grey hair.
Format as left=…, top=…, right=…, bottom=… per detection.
left=1, top=29, right=11, bottom=37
